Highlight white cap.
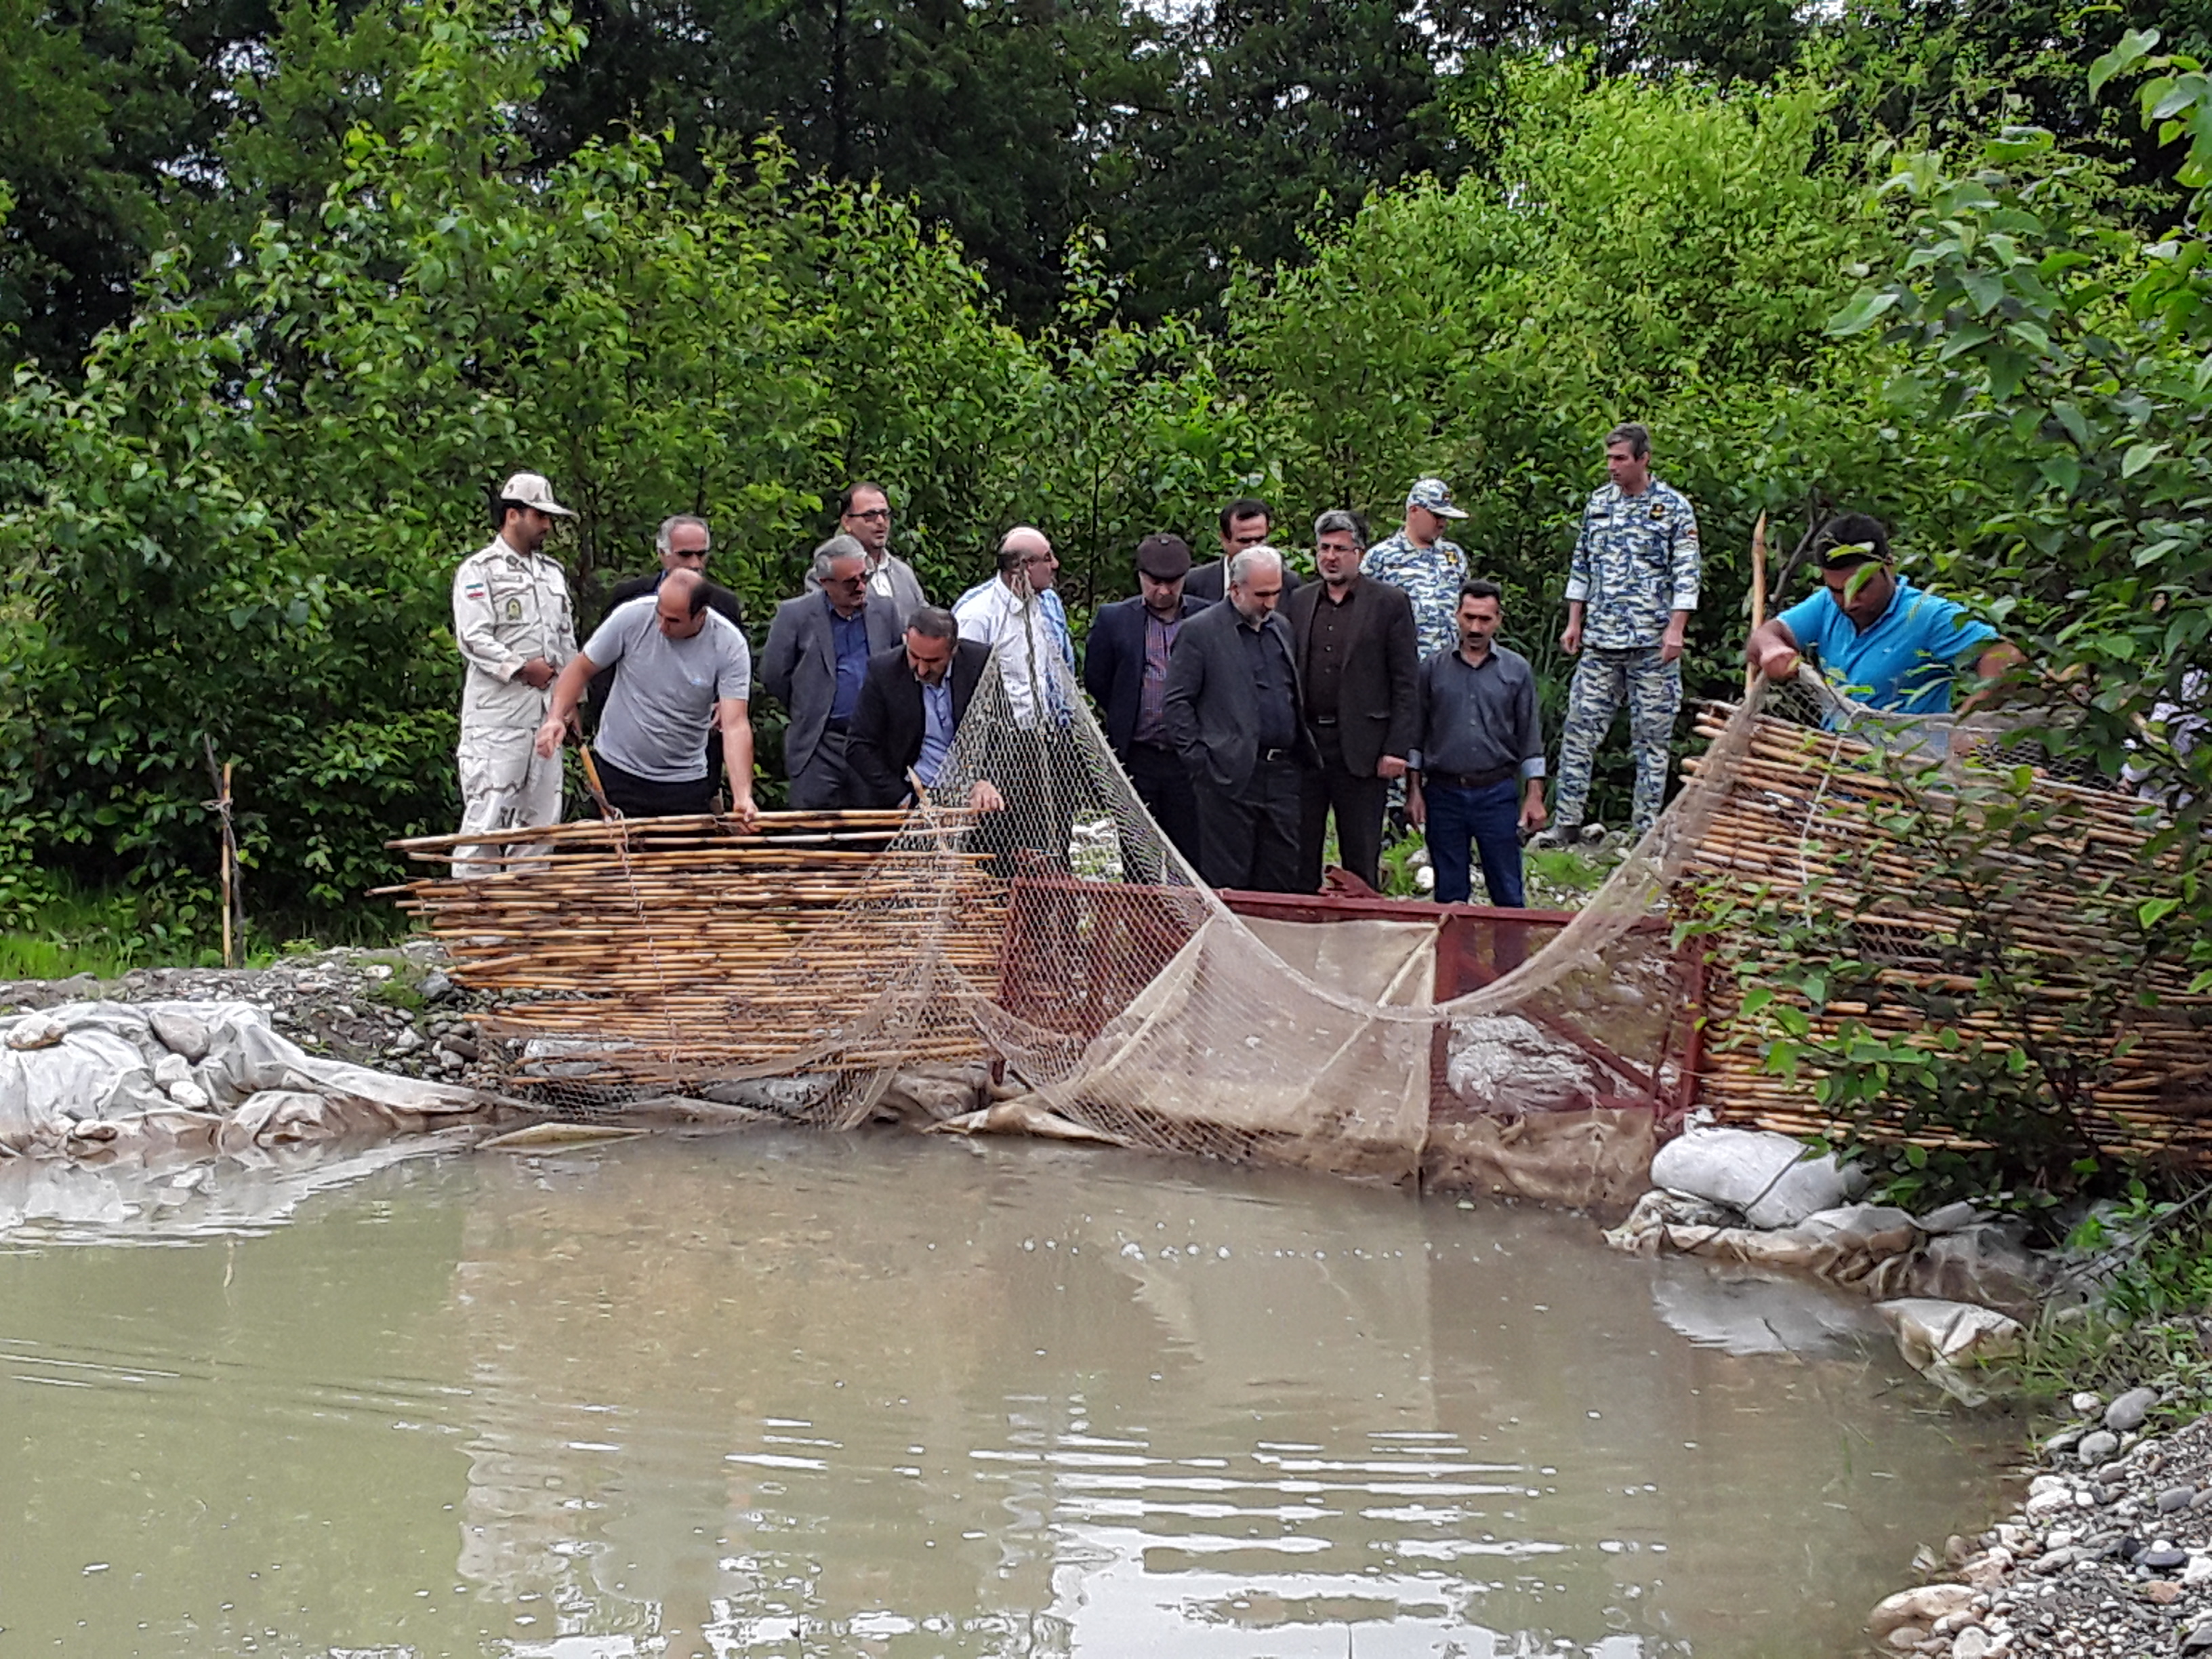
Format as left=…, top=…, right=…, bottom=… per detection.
left=497, top=472, right=575, bottom=519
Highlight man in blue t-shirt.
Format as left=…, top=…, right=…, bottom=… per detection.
left=1746, top=513, right=2023, bottom=716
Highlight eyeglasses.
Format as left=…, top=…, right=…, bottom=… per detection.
left=846, top=508, right=891, bottom=522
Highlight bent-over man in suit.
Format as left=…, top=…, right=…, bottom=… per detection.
left=1162, top=546, right=1316, bottom=893
left=1082, top=532, right=1206, bottom=865
left=844, top=606, right=1000, bottom=811
left=762, top=535, right=903, bottom=809
left=1287, top=508, right=1419, bottom=892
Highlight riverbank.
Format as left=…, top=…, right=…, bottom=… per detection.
left=1871, top=1357, right=2212, bottom=1658
left=0, top=943, right=504, bottom=1089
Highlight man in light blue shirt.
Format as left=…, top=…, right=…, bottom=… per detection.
left=1747, top=513, right=2023, bottom=716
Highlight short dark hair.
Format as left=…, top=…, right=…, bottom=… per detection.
left=906, top=605, right=957, bottom=641
left=1218, top=497, right=1272, bottom=536
left=838, top=480, right=889, bottom=517
left=1813, top=512, right=1891, bottom=569
left=1458, top=579, right=1503, bottom=606
left=489, top=489, right=527, bottom=530
left=1605, top=422, right=1651, bottom=459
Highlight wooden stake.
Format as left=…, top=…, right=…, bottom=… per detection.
left=1745, top=510, right=1768, bottom=696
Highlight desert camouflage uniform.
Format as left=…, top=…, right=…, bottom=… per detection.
left=1362, top=531, right=1469, bottom=660
left=1553, top=478, right=1700, bottom=836
left=453, top=535, right=577, bottom=874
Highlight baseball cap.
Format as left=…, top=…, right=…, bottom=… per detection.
left=1406, top=477, right=1468, bottom=520
left=497, top=472, right=576, bottom=519
left=1135, top=533, right=1193, bottom=580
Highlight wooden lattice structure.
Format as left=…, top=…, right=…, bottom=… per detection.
left=1677, top=703, right=2212, bottom=1164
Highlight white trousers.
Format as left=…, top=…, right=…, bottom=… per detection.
left=455, top=724, right=564, bottom=876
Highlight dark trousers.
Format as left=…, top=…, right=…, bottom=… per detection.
left=594, top=754, right=715, bottom=819
left=787, top=726, right=852, bottom=811
left=1425, top=777, right=1525, bottom=907
left=1193, top=755, right=1305, bottom=892
left=1297, top=726, right=1389, bottom=893
left=1124, top=740, right=1203, bottom=874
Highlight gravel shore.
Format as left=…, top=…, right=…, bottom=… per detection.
left=1872, top=1360, right=2212, bottom=1657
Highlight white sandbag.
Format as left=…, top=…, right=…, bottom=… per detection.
left=0, top=1000, right=501, bottom=1159
left=1649, top=1125, right=1851, bottom=1229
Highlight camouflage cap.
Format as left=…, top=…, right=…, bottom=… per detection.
left=1406, top=477, right=1468, bottom=520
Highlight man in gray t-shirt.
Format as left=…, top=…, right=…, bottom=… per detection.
left=536, top=569, right=758, bottom=824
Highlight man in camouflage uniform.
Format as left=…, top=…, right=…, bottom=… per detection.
left=1547, top=423, right=1700, bottom=841
left=1364, top=478, right=1471, bottom=660
left=452, top=472, right=579, bottom=874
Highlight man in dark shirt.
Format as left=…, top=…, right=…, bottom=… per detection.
left=1082, top=533, right=1206, bottom=867
left=1286, top=508, right=1419, bottom=893
left=1410, top=581, right=1548, bottom=907
left=1162, top=547, right=1315, bottom=892
left=761, top=535, right=902, bottom=808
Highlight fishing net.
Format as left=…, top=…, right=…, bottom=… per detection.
left=383, top=617, right=2209, bottom=1189
left=390, top=618, right=1720, bottom=1194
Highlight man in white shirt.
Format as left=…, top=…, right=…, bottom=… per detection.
left=451, top=471, right=578, bottom=875
left=951, top=527, right=1076, bottom=729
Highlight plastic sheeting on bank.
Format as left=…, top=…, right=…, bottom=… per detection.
left=0, top=1000, right=516, bottom=1160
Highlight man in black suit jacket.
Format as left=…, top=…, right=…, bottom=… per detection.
left=1286, top=508, right=1420, bottom=892
left=1184, top=496, right=1305, bottom=605
left=1082, top=533, right=1206, bottom=866
left=844, top=607, right=997, bottom=809
left=762, top=536, right=903, bottom=809
left=588, top=514, right=746, bottom=787
left=1162, top=547, right=1317, bottom=892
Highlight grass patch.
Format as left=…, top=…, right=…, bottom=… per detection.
left=0, top=876, right=412, bottom=981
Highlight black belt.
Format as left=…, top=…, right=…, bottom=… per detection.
left=824, top=717, right=851, bottom=735
left=1310, top=714, right=1339, bottom=726
left=1427, top=764, right=1515, bottom=790
left=1256, top=745, right=1297, bottom=764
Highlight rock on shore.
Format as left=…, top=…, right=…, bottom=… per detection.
left=0, top=944, right=504, bottom=1088
left=1876, top=1382, right=2212, bottom=1657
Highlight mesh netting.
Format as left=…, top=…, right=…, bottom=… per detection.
left=387, top=614, right=1725, bottom=1189
left=386, top=632, right=2206, bottom=1185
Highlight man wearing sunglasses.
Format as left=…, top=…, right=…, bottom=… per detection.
left=1746, top=512, right=2023, bottom=716
left=805, top=480, right=927, bottom=630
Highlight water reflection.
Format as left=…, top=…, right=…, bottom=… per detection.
left=0, top=1132, right=2010, bottom=1658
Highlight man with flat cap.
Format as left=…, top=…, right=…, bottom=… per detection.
left=452, top=470, right=579, bottom=874
left=1364, top=477, right=1473, bottom=662
left=1083, top=533, right=1207, bottom=866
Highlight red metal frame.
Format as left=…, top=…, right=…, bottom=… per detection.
left=989, top=879, right=1709, bottom=1119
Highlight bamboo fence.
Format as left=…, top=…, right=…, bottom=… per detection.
left=1677, top=705, right=2212, bottom=1162
left=384, top=810, right=1007, bottom=1096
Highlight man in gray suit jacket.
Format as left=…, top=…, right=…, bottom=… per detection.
left=1162, top=546, right=1317, bottom=892
left=763, top=535, right=904, bottom=808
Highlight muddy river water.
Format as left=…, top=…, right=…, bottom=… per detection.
left=0, top=1131, right=2015, bottom=1658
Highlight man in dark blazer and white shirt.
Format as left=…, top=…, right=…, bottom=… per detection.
left=844, top=607, right=998, bottom=809
left=1082, top=532, right=1206, bottom=865
left=1286, top=508, right=1420, bottom=892
left=1183, top=496, right=1304, bottom=605
left=762, top=535, right=903, bottom=808
left=1162, top=546, right=1317, bottom=893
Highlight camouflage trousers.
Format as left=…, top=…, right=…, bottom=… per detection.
left=455, top=722, right=564, bottom=876
left=1551, top=646, right=1681, bottom=836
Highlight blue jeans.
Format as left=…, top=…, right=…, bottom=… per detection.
left=1425, top=777, right=1525, bottom=907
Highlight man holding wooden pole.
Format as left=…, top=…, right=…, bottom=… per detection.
left=535, top=569, right=759, bottom=826
left=452, top=472, right=579, bottom=875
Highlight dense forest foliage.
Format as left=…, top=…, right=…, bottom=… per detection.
left=2, top=0, right=2211, bottom=964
